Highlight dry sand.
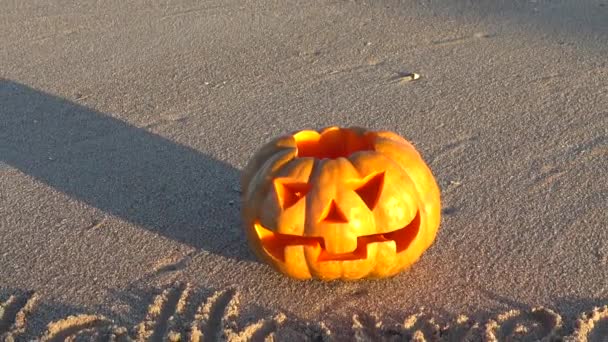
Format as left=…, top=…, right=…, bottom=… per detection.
left=1, top=0, right=607, bottom=340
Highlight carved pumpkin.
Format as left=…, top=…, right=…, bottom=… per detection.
left=241, top=126, right=441, bottom=280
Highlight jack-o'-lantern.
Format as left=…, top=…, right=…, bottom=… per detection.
left=241, top=126, right=441, bottom=280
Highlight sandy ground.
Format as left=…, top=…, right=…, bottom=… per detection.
left=1, top=0, right=607, bottom=340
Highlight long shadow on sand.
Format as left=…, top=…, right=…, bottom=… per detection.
left=0, top=79, right=252, bottom=261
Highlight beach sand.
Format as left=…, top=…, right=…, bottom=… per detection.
left=1, top=0, right=607, bottom=340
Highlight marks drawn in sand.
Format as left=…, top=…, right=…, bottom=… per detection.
left=566, top=135, right=608, bottom=161
left=135, top=282, right=192, bottom=341
left=190, top=288, right=286, bottom=342
left=527, top=165, right=567, bottom=194
left=350, top=308, right=564, bottom=342
left=529, top=73, right=565, bottom=85
left=41, top=314, right=113, bottom=342
left=5, top=285, right=608, bottom=340
left=85, top=217, right=106, bottom=231
left=152, top=253, right=194, bottom=275
left=440, top=315, right=482, bottom=341
left=273, top=319, right=331, bottom=341
left=399, top=312, right=442, bottom=341
left=428, top=134, right=477, bottom=193
left=484, top=307, right=562, bottom=342
left=352, top=313, right=384, bottom=341
left=570, top=305, right=608, bottom=342
left=190, top=288, right=235, bottom=341
left=119, top=282, right=285, bottom=341
left=0, top=291, right=38, bottom=341
left=0, top=283, right=286, bottom=341
left=428, top=135, right=477, bottom=166
left=431, top=32, right=495, bottom=47
left=351, top=311, right=442, bottom=341
left=159, top=4, right=239, bottom=21
left=527, top=135, right=607, bottom=193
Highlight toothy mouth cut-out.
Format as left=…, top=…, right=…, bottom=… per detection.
left=241, top=126, right=441, bottom=280
left=253, top=210, right=421, bottom=263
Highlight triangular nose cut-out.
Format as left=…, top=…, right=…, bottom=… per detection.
left=274, top=179, right=310, bottom=210
left=354, top=172, right=385, bottom=210
left=320, top=200, right=349, bottom=223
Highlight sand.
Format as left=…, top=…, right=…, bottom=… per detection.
left=1, top=0, right=607, bottom=340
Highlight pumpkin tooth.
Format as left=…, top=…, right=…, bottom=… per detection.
left=317, top=242, right=367, bottom=262
left=254, top=221, right=324, bottom=262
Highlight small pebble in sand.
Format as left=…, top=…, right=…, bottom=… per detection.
left=395, top=72, right=421, bottom=84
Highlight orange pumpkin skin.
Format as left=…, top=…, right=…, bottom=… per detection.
left=241, top=126, right=441, bottom=280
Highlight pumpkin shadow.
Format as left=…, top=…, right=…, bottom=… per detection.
left=0, top=79, right=254, bottom=261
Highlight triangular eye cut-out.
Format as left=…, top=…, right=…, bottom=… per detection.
left=274, top=179, right=310, bottom=210
left=320, top=200, right=349, bottom=223
left=354, top=172, right=385, bottom=210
